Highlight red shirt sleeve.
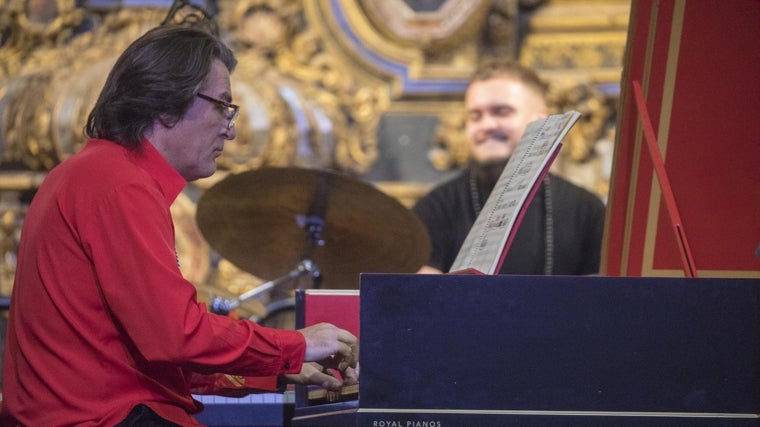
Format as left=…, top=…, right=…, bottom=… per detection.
left=187, top=372, right=280, bottom=395
left=82, top=181, right=305, bottom=377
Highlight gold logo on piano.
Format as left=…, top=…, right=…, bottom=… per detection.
left=372, top=421, right=442, bottom=427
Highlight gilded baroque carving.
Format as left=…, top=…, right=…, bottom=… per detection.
left=481, top=0, right=520, bottom=58
left=0, top=0, right=389, bottom=174
left=0, top=0, right=630, bottom=304
left=357, top=0, right=491, bottom=62
left=215, top=0, right=387, bottom=174
left=1, top=5, right=169, bottom=169
left=430, top=110, right=468, bottom=170
left=548, top=81, right=610, bottom=163
left=0, top=0, right=85, bottom=79
left=0, top=202, right=23, bottom=295
left=521, top=33, right=627, bottom=77
left=548, top=80, right=613, bottom=197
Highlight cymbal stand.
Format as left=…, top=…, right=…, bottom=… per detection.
left=211, top=173, right=330, bottom=316
left=297, top=213, right=325, bottom=288
left=210, top=258, right=319, bottom=315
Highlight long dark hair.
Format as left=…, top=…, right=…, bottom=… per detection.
left=85, top=25, right=237, bottom=148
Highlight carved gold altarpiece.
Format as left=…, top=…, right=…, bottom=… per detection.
left=0, top=0, right=629, bottom=319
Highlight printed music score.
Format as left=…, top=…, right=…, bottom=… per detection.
left=450, top=111, right=582, bottom=275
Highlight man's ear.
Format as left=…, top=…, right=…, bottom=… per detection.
left=538, top=101, right=550, bottom=118
left=535, top=106, right=550, bottom=120
left=158, top=113, right=177, bottom=128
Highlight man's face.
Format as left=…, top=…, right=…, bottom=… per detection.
left=464, top=76, right=548, bottom=164
left=161, top=59, right=236, bottom=181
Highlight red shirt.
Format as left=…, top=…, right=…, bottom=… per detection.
left=2, top=139, right=305, bottom=426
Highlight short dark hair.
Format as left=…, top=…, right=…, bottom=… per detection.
left=85, top=25, right=237, bottom=148
left=470, top=58, right=549, bottom=100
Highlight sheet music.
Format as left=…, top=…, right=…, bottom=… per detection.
left=450, top=111, right=581, bottom=274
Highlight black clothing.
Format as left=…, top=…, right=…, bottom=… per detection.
left=116, top=405, right=182, bottom=427
left=413, top=169, right=605, bottom=275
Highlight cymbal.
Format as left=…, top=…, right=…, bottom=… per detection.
left=196, top=167, right=431, bottom=289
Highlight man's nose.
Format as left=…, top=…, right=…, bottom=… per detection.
left=224, top=125, right=236, bottom=140
left=480, top=113, right=500, bottom=129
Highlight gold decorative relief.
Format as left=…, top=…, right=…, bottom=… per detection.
left=0, top=200, right=23, bottom=295
left=548, top=80, right=613, bottom=196
left=1, top=7, right=170, bottom=169
left=430, top=110, right=468, bottom=170
left=214, top=0, right=389, bottom=174
left=520, top=1, right=630, bottom=84
left=357, top=0, right=491, bottom=61
left=0, top=0, right=85, bottom=78
left=0, top=0, right=633, bottom=307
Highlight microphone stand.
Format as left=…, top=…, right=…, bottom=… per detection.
left=210, top=258, right=319, bottom=315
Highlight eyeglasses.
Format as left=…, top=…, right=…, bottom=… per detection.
left=196, top=93, right=239, bottom=129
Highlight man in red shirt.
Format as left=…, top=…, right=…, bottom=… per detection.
left=2, top=25, right=357, bottom=426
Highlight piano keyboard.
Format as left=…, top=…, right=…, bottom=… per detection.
left=193, top=392, right=294, bottom=427
left=307, top=383, right=359, bottom=403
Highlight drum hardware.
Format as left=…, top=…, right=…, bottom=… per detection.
left=209, top=259, right=317, bottom=316
left=196, top=166, right=431, bottom=317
